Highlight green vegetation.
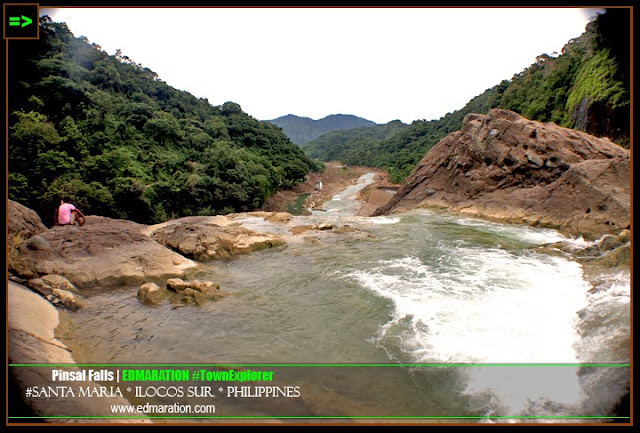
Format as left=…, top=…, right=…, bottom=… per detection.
left=302, top=9, right=630, bottom=183
left=302, top=89, right=497, bottom=183
left=8, top=10, right=629, bottom=216
left=496, top=8, right=629, bottom=144
left=8, top=17, right=322, bottom=225
left=300, top=120, right=406, bottom=166
left=268, top=114, right=377, bottom=145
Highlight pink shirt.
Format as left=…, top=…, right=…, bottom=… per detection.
left=58, top=203, right=76, bottom=225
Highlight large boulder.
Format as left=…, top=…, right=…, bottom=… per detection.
left=10, top=215, right=201, bottom=289
left=8, top=200, right=48, bottom=243
left=373, top=109, right=630, bottom=239
left=8, top=200, right=49, bottom=276
left=146, top=216, right=285, bottom=261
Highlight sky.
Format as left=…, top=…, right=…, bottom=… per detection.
left=41, top=7, right=601, bottom=124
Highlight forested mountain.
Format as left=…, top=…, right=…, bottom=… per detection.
left=267, top=114, right=377, bottom=144
left=299, top=120, right=408, bottom=165
left=8, top=17, right=322, bottom=225
left=302, top=89, right=499, bottom=183
left=302, top=8, right=630, bottom=183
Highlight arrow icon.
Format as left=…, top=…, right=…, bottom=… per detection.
left=9, top=15, right=33, bottom=28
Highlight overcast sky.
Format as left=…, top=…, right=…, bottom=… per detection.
left=41, top=7, right=601, bottom=124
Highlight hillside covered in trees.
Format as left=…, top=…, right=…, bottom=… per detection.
left=302, top=8, right=630, bottom=183
left=8, top=17, right=322, bottom=225
left=267, top=114, right=377, bottom=144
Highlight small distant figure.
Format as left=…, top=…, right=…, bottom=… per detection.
left=54, top=198, right=86, bottom=226
left=315, top=181, right=323, bottom=191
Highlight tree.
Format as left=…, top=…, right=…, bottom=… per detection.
left=7, top=18, right=323, bottom=223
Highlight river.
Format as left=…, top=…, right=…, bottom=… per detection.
left=66, top=173, right=630, bottom=423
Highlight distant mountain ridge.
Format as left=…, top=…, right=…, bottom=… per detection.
left=267, top=114, right=377, bottom=144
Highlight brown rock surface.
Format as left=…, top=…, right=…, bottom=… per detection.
left=9, top=213, right=202, bottom=289
left=373, top=109, right=630, bottom=239
left=9, top=205, right=287, bottom=292
left=146, top=216, right=285, bottom=261
left=8, top=200, right=48, bottom=243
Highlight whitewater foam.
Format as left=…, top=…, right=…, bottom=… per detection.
left=346, top=248, right=589, bottom=364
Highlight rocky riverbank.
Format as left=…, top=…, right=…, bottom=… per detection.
left=8, top=200, right=294, bottom=308
left=8, top=184, right=389, bottom=310
left=7, top=199, right=297, bottom=421
left=373, top=109, right=630, bottom=241
left=8, top=281, right=153, bottom=423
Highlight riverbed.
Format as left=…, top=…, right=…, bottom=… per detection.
left=62, top=173, right=631, bottom=422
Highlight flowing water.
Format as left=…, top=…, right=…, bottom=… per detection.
left=66, top=174, right=630, bottom=422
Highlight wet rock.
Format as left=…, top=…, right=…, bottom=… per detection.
left=189, top=280, right=221, bottom=298
left=166, top=278, right=191, bottom=292
left=540, top=228, right=630, bottom=269
left=137, top=282, right=171, bottom=305
left=166, top=278, right=223, bottom=306
left=50, top=288, right=84, bottom=310
left=24, top=275, right=85, bottom=309
left=304, top=236, right=321, bottom=245
left=587, top=230, right=630, bottom=268
left=171, top=288, right=203, bottom=306
left=290, top=223, right=334, bottom=234
left=8, top=281, right=150, bottom=422
left=593, top=244, right=630, bottom=268
left=241, top=211, right=294, bottom=224
left=599, top=229, right=630, bottom=251
left=290, top=225, right=315, bottom=235
left=27, top=274, right=79, bottom=296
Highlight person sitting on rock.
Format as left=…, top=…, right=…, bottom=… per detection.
left=54, top=198, right=86, bottom=226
